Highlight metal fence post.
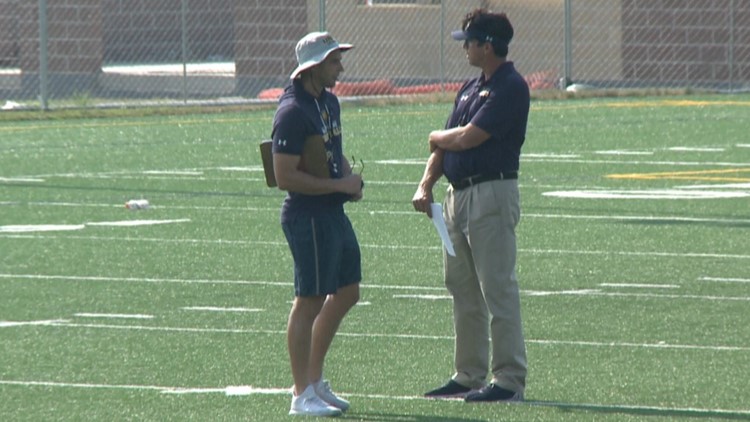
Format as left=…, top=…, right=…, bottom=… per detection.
left=319, top=0, right=326, bottom=31
left=440, top=0, right=445, bottom=91
left=729, top=0, right=735, bottom=93
left=38, top=0, right=49, bottom=110
left=181, top=0, right=188, bottom=104
left=562, top=0, right=572, bottom=89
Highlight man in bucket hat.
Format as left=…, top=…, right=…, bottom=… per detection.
left=271, top=31, right=364, bottom=417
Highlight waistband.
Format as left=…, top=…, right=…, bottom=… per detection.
left=450, top=172, right=518, bottom=190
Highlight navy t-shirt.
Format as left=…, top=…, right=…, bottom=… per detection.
left=442, top=62, right=530, bottom=183
left=271, top=79, right=349, bottom=222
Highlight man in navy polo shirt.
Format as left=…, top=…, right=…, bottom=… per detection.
left=272, top=31, right=364, bottom=417
left=412, top=9, right=529, bottom=403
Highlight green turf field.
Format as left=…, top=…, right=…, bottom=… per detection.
left=2, top=94, right=750, bottom=421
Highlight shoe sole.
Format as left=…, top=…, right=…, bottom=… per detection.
left=425, top=389, right=480, bottom=399
left=465, top=393, right=524, bottom=403
left=289, top=409, right=342, bottom=417
left=317, top=396, right=349, bottom=411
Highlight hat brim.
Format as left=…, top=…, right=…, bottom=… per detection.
left=451, top=30, right=471, bottom=41
left=290, top=44, right=353, bottom=79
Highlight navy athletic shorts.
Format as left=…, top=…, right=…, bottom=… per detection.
left=281, top=210, right=361, bottom=297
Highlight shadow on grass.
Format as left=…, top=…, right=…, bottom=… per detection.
left=620, top=218, right=750, bottom=229
left=530, top=205, right=750, bottom=229
left=527, top=399, right=750, bottom=420
left=341, top=413, right=486, bottom=422
left=0, top=181, right=277, bottom=199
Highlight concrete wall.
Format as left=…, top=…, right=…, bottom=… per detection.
left=323, top=0, right=468, bottom=81
left=324, top=0, right=624, bottom=84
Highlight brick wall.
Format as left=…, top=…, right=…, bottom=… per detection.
left=3, top=0, right=749, bottom=100
left=19, top=0, right=102, bottom=73
left=0, top=0, right=19, bottom=67
left=234, top=0, right=308, bottom=95
left=621, top=0, right=750, bottom=85
left=101, top=0, right=235, bottom=63
left=18, top=0, right=103, bottom=97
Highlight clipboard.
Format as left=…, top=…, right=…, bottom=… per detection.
left=260, top=135, right=329, bottom=187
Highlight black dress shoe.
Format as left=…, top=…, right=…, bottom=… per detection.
left=424, top=380, right=472, bottom=398
left=465, top=383, right=523, bottom=402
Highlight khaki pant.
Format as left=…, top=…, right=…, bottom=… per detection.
left=443, top=179, right=527, bottom=393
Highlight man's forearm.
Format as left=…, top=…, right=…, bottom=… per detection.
left=419, top=148, right=445, bottom=189
left=429, top=124, right=489, bottom=152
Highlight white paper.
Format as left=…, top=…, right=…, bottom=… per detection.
left=430, top=203, right=456, bottom=256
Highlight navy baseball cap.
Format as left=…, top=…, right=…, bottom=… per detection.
left=451, top=12, right=513, bottom=48
left=451, top=28, right=495, bottom=43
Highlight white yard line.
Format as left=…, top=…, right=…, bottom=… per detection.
left=523, top=213, right=750, bottom=225
left=0, top=224, right=86, bottom=233
left=1, top=234, right=749, bottom=260
left=181, top=306, right=263, bottom=313
left=520, top=248, right=750, bottom=260
left=4, top=200, right=750, bottom=225
left=668, top=147, right=725, bottom=152
left=1, top=379, right=749, bottom=418
left=8, top=321, right=742, bottom=353
left=0, top=273, right=291, bottom=287
left=0, top=177, right=45, bottom=183
left=74, top=313, right=154, bottom=319
left=2, top=273, right=749, bottom=302
left=0, top=319, right=68, bottom=328
left=700, top=276, right=750, bottom=283
left=393, top=294, right=450, bottom=300
left=86, top=219, right=190, bottom=227
left=599, top=283, right=680, bottom=289
left=543, top=189, right=749, bottom=199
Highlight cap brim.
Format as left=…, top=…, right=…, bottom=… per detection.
left=290, top=44, right=354, bottom=79
left=451, top=30, right=470, bottom=41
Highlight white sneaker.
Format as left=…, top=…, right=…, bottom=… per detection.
left=289, top=385, right=342, bottom=417
left=313, top=379, right=350, bottom=412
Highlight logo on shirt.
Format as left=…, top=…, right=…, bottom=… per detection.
left=321, top=118, right=341, bottom=143
left=277, top=139, right=287, bottom=147
left=460, top=94, right=470, bottom=102
left=479, top=89, right=490, bottom=97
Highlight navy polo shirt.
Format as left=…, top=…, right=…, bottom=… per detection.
left=271, top=79, right=349, bottom=222
left=442, top=62, right=530, bottom=183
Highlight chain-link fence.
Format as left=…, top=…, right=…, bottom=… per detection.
left=1, top=0, right=748, bottom=111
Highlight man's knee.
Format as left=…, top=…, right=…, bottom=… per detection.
left=334, top=283, right=360, bottom=309
left=292, top=296, right=325, bottom=318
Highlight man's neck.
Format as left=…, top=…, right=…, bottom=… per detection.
left=482, top=57, right=507, bottom=81
left=301, top=74, right=324, bottom=98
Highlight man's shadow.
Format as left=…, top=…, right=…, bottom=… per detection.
left=339, top=400, right=750, bottom=421
left=526, top=400, right=750, bottom=421
left=342, top=414, right=485, bottom=422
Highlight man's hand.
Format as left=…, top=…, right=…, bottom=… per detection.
left=412, top=185, right=434, bottom=218
left=349, top=177, right=364, bottom=202
left=338, top=173, right=363, bottom=195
